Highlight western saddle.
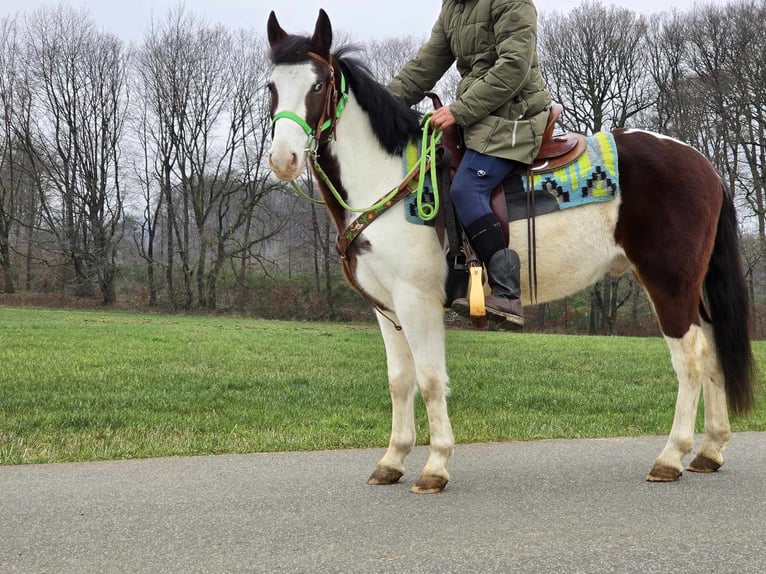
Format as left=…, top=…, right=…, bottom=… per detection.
left=531, top=102, right=586, bottom=172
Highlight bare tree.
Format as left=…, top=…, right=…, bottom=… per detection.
left=136, top=9, right=282, bottom=310
left=540, top=1, right=653, bottom=133
left=0, top=16, right=39, bottom=295
left=688, top=3, right=766, bottom=322
left=22, top=7, right=128, bottom=303
left=136, top=8, right=193, bottom=308
left=234, top=38, right=286, bottom=283
left=645, top=12, right=694, bottom=138
left=705, top=3, right=766, bottom=243
left=364, top=37, right=420, bottom=84
left=131, top=91, right=164, bottom=307
left=0, top=16, right=23, bottom=292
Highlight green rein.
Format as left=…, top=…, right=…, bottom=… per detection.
left=272, top=88, right=442, bottom=223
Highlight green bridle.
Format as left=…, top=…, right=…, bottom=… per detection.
left=271, top=72, right=348, bottom=144
left=271, top=52, right=348, bottom=152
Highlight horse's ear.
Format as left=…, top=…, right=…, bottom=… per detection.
left=267, top=11, right=288, bottom=49
left=310, top=9, right=333, bottom=58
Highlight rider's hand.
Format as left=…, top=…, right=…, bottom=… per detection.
left=431, top=105, right=457, bottom=131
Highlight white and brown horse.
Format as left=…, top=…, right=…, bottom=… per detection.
left=266, top=10, right=755, bottom=493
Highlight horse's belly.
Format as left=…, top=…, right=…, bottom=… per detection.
left=509, top=199, right=627, bottom=305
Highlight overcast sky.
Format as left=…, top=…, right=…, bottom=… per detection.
left=0, top=0, right=734, bottom=43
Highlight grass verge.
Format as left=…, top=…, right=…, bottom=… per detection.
left=1, top=307, right=764, bottom=464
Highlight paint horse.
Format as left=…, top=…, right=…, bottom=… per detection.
left=266, top=10, right=755, bottom=493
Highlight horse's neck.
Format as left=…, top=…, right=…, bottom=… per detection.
left=326, top=93, right=403, bottom=210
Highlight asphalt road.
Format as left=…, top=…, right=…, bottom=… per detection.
left=2, top=433, right=765, bottom=573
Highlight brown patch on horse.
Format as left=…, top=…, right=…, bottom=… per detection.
left=687, top=454, right=722, bottom=473
left=411, top=474, right=449, bottom=494
left=646, top=462, right=683, bottom=482
left=613, top=129, right=722, bottom=339
left=367, top=466, right=404, bottom=485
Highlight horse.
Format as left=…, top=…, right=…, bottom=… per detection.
left=266, top=9, right=756, bottom=493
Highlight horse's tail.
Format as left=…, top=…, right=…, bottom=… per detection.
left=702, top=180, right=756, bottom=414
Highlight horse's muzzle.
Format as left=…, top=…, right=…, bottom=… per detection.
left=268, top=147, right=303, bottom=182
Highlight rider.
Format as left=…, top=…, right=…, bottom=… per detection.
left=388, top=0, right=552, bottom=327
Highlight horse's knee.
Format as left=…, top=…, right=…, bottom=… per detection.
left=415, top=365, right=449, bottom=398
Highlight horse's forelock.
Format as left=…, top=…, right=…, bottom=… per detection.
left=269, top=35, right=314, bottom=65
left=270, top=38, right=362, bottom=68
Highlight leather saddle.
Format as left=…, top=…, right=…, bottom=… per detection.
left=530, top=103, right=586, bottom=172
left=494, top=103, right=587, bottom=231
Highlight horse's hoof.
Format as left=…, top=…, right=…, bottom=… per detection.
left=646, top=462, right=682, bottom=482
left=687, top=454, right=722, bottom=473
left=410, top=474, right=448, bottom=494
left=367, top=466, right=404, bottom=485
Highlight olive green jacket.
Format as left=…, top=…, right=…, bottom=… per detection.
left=388, top=0, right=551, bottom=164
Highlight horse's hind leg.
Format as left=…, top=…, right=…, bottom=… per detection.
left=368, top=314, right=418, bottom=486
left=647, top=321, right=707, bottom=481
left=687, top=320, right=731, bottom=473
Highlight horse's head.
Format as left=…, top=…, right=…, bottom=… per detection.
left=267, top=9, right=338, bottom=181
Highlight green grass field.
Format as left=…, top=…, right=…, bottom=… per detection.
left=1, top=306, right=764, bottom=465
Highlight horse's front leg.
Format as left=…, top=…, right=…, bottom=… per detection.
left=367, top=313, right=418, bottom=486
left=398, top=298, right=454, bottom=494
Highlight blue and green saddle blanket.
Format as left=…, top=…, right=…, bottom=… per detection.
left=404, top=131, right=619, bottom=225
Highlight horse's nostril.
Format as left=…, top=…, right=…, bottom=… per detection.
left=290, top=152, right=298, bottom=168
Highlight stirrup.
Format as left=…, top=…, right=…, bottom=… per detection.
left=486, top=307, right=524, bottom=329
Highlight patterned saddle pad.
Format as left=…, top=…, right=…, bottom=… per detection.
left=505, top=131, right=619, bottom=222
left=402, top=131, right=619, bottom=225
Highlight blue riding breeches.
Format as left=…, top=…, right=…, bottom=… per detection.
left=450, top=149, right=520, bottom=227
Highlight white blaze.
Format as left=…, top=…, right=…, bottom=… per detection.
left=268, top=63, right=317, bottom=181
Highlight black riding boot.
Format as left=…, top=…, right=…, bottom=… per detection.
left=484, top=248, right=524, bottom=328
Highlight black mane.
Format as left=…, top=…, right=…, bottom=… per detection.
left=270, top=37, right=421, bottom=155
left=334, top=47, right=422, bottom=155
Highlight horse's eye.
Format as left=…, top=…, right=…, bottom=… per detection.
left=267, top=82, right=275, bottom=94
left=312, top=81, right=324, bottom=93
